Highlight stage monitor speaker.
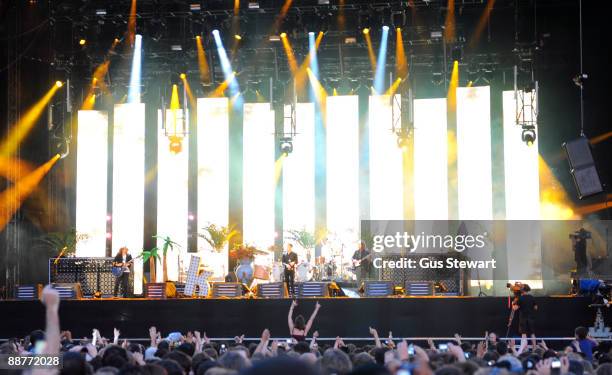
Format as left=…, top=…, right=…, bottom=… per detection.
left=563, top=137, right=603, bottom=199
left=363, top=281, right=394, bottom=297
left=51, top=283, right=82, bottom=299
left=257, top=282, right=286, bottom=298
left=297, top=282, right=329, bottom=297
left=405, top=281, right=434, bottom=296
left=212, top=282, right=243, bottom=298
left=145, top=283, right=167, bottom=299
left=15, top=284, right=42, bottom=300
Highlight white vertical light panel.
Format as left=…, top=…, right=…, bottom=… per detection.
left=197, top=98, right=229, bottom=279
left=414, top=98, right=448, bottom=220
left=243, top=103, right=275, bottom=248
left=112, top=103, right=145, bottom=294
left=503, top=90, right=542, bottom=288
left=76, top=110, right=108, bottom=257
left=456, top=86, right=493, bottom=220
left=157, top=110, right=189, bottom=281
left=327, top=95, right=359, bottom=243
left=283, top=103, right=315, bottom=234
left=369, top=95, right=403, bottom=220
left=503, top=90, right=540, bottom=219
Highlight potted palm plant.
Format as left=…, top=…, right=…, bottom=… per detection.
left=140, top=246, right=160, bottom=282
left=198, top=224, right=239, bottom=252
left=39, top=229, right=89, bottom=257
left=286, top=228, right=316, bottom=262
left=152, top=235, right=181, bottom=282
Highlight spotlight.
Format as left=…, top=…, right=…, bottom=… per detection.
left=212, top=29, right=220, bottom=36
left=79, top=39, right=86, bottom=46
left=308, top=31, right=315, bottom=37
left=269, top=35, right=281, bottom=41
left=180, top=73, right=186, bottom=80
left=248, top=2, right=259, bottom=9
left=280, top=32, right=287, bottom=39
left=363, top=28, right=370, bottom=35
left=396, top=129, right=410, bottom=150
left=521, top=125, right=536, bottom=146
left=234, top=34, right=242, bottom=40
left=280, top=137, right=293, bottom=155
left=382, top=26, right=389, bottom=32
left=55, top=81, right=63, bottom=88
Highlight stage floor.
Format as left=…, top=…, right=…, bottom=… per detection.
left=0, top=296, right=604, bottom=340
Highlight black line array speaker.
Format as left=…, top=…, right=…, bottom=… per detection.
left=563, top=137, right=603, bottom=199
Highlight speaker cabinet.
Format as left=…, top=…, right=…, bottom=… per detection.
left=563, top=137, right=603, bottom=199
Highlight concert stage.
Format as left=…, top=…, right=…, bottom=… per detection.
left=0, top=296, right=604, bottom=340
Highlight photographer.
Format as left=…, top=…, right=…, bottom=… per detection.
left=513, top=283, right=538, bottom=352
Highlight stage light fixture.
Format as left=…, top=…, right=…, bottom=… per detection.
left=280, top=137, right=293, bottom=155
left=396, top=129, right=410, bottom=150
left=171, top=44, right=183, bottom=51
left=55, top=81, right=63, bottom=88
left=79, top=39, right=87, bottom=46
left=234, top=34, right=242, bottom=40
left=248, top=2, right=259, bottom=9
left=190, top=3, right=201, bottom=11
left=344, top=36, right=357, bottom=44
left=382, top=25, right=389, bottom=31
left=280, top=32, right=287, bottom=39
left=180, top=73, right=186, bottom=80
left=521, top=125, right=536, bottom=146
left=269, top=35, right=281, bottom=41
left=95, top=9, right=107, bottom=16
left=363, top=28, right=370, bottom=34
left=318, top=0, right=330, bottom=4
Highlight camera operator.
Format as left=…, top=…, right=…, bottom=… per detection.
left=570, top=228, right=591, bottom=277
left=512, top=283, right=538, bottom=352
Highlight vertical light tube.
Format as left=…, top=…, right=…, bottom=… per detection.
left=326, top=95, right=359, bottom=243
left=503, top=90, right=542, bottom=288
left=156, top=110, right=189, bottom=281
left=369, top=95, right=403, bottom=220
left=283, top=103, right=315, bottom=234
left=456, top=86, right=493, bottom=220
left=197, top=98, right=229, bottom=278
left=128, top=35, right=142, bottom=104
left=76, top=110, right=108, bottom=257
left=243, top=103, right=275, bottom=248
left=112, top=103, right=145, bottom=294
left=413, top=98, right=448, bottom=220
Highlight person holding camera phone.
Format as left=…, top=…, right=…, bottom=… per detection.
left=513, top=283, right=538, bottom=351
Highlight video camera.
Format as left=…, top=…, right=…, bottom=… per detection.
left=569, top=228, right=591, bottom=240
left=506, top=282, right=524, bottom=297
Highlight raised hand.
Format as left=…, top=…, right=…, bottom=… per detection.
left=397, top=340, right=410, bottom=361
left=312, top=331, right=319, bottom=339
left=261, top=329, right=271, bottom=342
left=315, top=301, right=321, bottom=309
left=114, top=328, right=120, bottom=338
left=291, top=300, right=298, bottom=308
left=203, top=332, right=210, bottom=344
left=369, top=327, right=379, bottom=337
left=427, top=338, right=436, bottom=350
left=41, top=285, right=60, bottom=312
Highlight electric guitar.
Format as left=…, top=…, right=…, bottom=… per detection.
left=283, top=262, right=297, bottom=272
left=352, top=253, right=373, bottom=269
left=111, top=256, right=139, bottom=277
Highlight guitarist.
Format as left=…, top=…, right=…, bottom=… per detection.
left=113, top=247, right=132, bottom=298
left=282, top=243, right=298, bottom=297
left=352, top=241, right=372, bottom=284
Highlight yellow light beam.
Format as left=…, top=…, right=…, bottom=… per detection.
left=337, top=0, right=346, bottom=32
left=0, top=157, right=35, bottom=181
left=590, top=131, right=612, bottom=145
left=274, top=154, right=286, bottom=186
left=306, top=67, right=328, bottom=122
left=181, top=75, right=197, bottom=109
left=82, top=61, right=111, bottom=110
left=196, top=36, right=211, bottom=84
left=539, top=155, right=578, bottom=220
left=0, top=84, right=61, bottom=157
left=447, top=60, right=459, bottom=110
left=273, top=0, right=294, bottom=33
left=0, top=154, right=60, bottom=230
left=468, top=0, right=495, bottom=49
left=364, top=30, right=377, bottom=73
left=281, top=34, right=299, bottom=74
left=210, top=72, right=237, bottom=98
left=292, top=31, right=325, bottom=93
left=385, top=78, right=403, bottom=96
left=444, top=0, right=456, bottom=42
left=395, top=28, right=408, bottom=79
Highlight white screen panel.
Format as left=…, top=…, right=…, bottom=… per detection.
left=243, top=103, right=275, bottom=248
left=112, top=103, right=145, bottom=294
left=283, top=103, right=315, bottom=235
left=197, top=98, right=229, bottom=279
left=369, top=95, right=404, bottom=220
left=76, top=110, right=108, bottom=257
left=503, top=90, right=542, bottom=287
left=326, top=95, right=359, bottom=244
left=413, top=98, right=448, bottom=220
left=456, top=86, right=492, bottom=220
left=157, top=110, right=189, bottom=281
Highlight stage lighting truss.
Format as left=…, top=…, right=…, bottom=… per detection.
left=280, top=80, right=297, bottom=156
left=391, top=87, right=414, bottom=150
left=514, top=66, right=539, bottom=147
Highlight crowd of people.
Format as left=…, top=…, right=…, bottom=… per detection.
left=0, top=286, right=611, bottom=375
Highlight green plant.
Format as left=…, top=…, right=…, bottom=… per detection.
left=152, top=235, right=181, bottom=282
left=286, top=228, right=316, bottom=249
left=140, top=247, right=160, bottom=282
left=38, top=229, right=89, bottom=256
left=198, top=224, right=239, bottom=252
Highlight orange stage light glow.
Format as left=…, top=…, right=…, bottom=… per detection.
left=0, top=83, right=62, bottom=157
left=364, top=30, right=376, bottom=73
left=395, top=28, right=408, bottom=79
left=444, top=0, right=456, bottom=42
left=0, top=154, right=60, bottom=230
left=196, top=36, right=211, bottom=84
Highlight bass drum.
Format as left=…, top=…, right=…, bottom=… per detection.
left=272, top=262, right=284, bottom=282
left=234, top=263, right=254, bottom=284
left=296, top=262, right=313, bottom=282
